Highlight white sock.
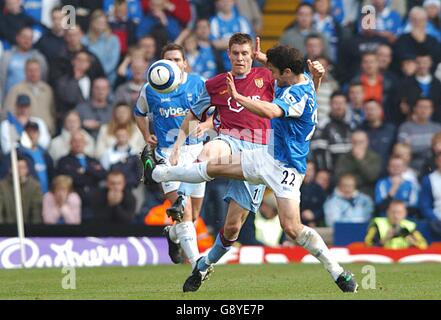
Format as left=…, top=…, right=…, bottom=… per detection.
left=153, top=162, right=213, bottom=183
left=176, top=221, right=199, bottom=268
left=296, top=226, right=344, bottom=281
left=169, top=224, right=179, bottom=243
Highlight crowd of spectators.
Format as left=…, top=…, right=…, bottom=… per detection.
left=0, top=0, right=440, bottom=247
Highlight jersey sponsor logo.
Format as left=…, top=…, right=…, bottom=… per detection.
left=227, top=95, right=261, bottom=113
left=254, top=78, right=264, bottom=89
left=219, top=89, right=228, bottom=95
left=227, top=97, right=244, bottom=113
left=159, top=107, right=189, bottom=118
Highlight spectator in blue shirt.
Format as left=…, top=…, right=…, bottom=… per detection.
left=82, top=10, right=121, bottom=85
left=209, top=0, right=253, bottom=70
left=313, top=0, right=339, bottom=62
left=183, top=19, right=224, bottom=79
left=420, top=151, right=441, bottom=223
left=136, top=0, right=182, bottom=49
left=18, top=121, right=54, bottom=194
left=104, top=0, right=142, bottom=24
left=324, top=173, right=374, bottom=227
left=375, top=156, right=420, bottom=217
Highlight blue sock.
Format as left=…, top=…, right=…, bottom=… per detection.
left=198, top=231, right=234, bottom=272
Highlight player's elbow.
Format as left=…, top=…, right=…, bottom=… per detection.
left=266, top=108, right=283, bottom=119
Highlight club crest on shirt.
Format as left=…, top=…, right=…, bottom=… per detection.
left=254, top=78, right=264, bottom=88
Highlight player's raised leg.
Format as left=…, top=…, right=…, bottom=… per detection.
left=276, top=197, right=358, bottom=293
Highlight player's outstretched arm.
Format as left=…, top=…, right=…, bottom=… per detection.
left=226, top=72, right=283, bottom=119
left=307, top=59, right=325, bottom=92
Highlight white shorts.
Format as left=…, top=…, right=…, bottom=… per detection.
left=155, top=143, right=206, bottom=197
left=241, top=148, right=304, bottom=202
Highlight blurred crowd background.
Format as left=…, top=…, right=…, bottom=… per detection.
left=1, top=0, right=441, bottom=249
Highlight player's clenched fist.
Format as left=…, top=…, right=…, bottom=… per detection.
left=307, top=59, right=325, bottom=79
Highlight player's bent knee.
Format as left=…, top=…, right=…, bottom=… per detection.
left=223, top=224, right=241, bottom=240
left=281, top=222, right=303, bottom=240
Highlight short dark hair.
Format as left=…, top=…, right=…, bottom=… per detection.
left=228, top=33, right=253, bottom=50
left=160, top=43, right=186, bottom=60
left=51, top=6, right=63, bottom=15
left=295, top=2, right=314, bottom=15
left=414, top=97, right=434, bottom=107
left=107, top=170, right=125, bottom=179
left=304, top=33, right=323, bottom=44
left=266, top=45, right=304, bottom=75
left=330, top=90, right=346, bottom=101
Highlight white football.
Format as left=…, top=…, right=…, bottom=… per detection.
left=147, top=59, right=183, bottom=93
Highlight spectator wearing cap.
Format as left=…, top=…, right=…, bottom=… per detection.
left=0, top=156, right=42, bottom=224
left=397, top=97, right=441, bottom=172
left=75, top=77, right=114, bottom=140
left=400, top=50, right=441, bottom=124
left=42, top=175, right=81, bottom=224
left=56, top=131, right=107, bottom=221
left=0, top=94, right=51, bottom=154
left=0, top=26, right=48, bottom=102
left=114, top=58, right=147, bottom=107
left=324, top=174, right=374, bottom=227
left=18, top=121, right=54, bottom=194
left=4, top=58, right=56, bottom=134
left=425, top=0, right=441, bottom=34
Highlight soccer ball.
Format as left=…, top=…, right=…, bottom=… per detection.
left=147, top=59, right=183, bottom=93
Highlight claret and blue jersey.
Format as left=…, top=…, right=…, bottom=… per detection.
left=270, top=73, right=318, bottom=175
left=134, top=73, right=206, bottom=149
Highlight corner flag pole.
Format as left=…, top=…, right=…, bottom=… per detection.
left=7, top=117, right=27, bottom=268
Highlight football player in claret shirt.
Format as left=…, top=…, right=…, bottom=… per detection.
left=148, top=45, right=359, bottom=293
left=134, top=43, right=212, bottom=270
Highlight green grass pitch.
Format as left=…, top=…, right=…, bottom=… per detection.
left=0, top=263, right=440, bottom=300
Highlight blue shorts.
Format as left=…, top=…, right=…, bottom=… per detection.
left=215, top=134, right=267, bottom=213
